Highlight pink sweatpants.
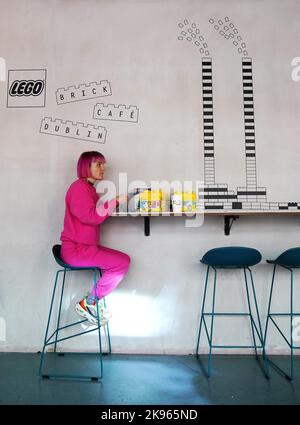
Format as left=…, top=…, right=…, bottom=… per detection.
left=61, top=241, right=131, bottom=299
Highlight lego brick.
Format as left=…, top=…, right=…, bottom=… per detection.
left=40, top=117, right=107, bottom=143
left=93, top=103, right=139, bottom=123
left=56, top=80, right=112, bottom=105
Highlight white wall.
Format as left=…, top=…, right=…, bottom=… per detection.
left=1, top=0, right=300, bottom=353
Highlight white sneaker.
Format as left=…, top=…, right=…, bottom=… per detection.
left=75, top=296, right=111, bottom=326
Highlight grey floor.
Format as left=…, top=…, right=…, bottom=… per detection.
left=0, top=353, right=300, bottom=405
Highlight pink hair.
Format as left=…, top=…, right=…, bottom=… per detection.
left=77, top=151, right=106, bottom=178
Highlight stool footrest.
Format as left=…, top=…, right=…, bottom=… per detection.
left=269, top=313, right=300, bottom=317
left=203, top=313, right=251, bottom=316
left=45, top=324, right=103, bottom=346
left=53, top=318, right=88, bottom=333
left=211, top=345, right=264, bottom=349
left=201, top=315, right=264, bottom=346
left=46, top=319, right=88, bottom=343
left=47, top=351, right=111, bottom=355
left=41, top=373, right=101, bottom=382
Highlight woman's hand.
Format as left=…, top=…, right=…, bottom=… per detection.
left=116, top=194, right=129, bottom=205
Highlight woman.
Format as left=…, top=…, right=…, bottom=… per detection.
left=60, top=151, right=131, bottom=325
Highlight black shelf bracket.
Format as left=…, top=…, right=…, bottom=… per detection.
left=143, top=214, right=239, bottom=236
left=224, top=215, right=239, bottom=235
left=144, top=216, right=150, bottom=236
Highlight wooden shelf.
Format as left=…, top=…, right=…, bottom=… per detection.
left=112, top=210, right=300, bottom=217
left=111, top=209, right=300, bottom=236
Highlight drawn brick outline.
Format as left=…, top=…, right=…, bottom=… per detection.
left=93, top=103, right=139, bottom=123
left=178, top=17, right=300, bottom=210
left=40, top=117, right=107, bottom=144
left=56, top=80, right=112, bottom=105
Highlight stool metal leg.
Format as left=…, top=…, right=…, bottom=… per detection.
left=243, top=268, right=258, bottom=358
left=54, top=268, right=67, bottom=353
left=264, top=264, right=295, bottom=380
left=247, top=267, right=265, bottom=349
left=97, top=269, right=111, bottom=354
left=196, top=265, right=217, bottom=377
left=39, top=269, right=61, bottom=377
left=207, top=268, right=218, bottom=377
left=196, top=265, right=210, bottom=357
left=244, top=267, right=269, bottom=378
left=290, top=268, right=294, bottom=380
left=103, top=297, right=112, bottom=354
left=263, top=263, right=277, bottom=378
left=93, top=269, right=103, bottom=380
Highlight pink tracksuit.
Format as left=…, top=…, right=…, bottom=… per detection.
left=60, top=178, right=131, bottom=299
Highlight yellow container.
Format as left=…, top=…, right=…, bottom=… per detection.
left=140, top=189, right=165, bottom=212
left=139, top=189, right=151, bottom=212
left=139, top=189, right=170, bottom=212
left=183, top=191, right=196, bottom=212
left=149, top=190, right=162, bottom=212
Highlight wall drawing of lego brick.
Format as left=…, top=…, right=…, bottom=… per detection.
left=241, top=57, right=257, bottom=192
left=177, top=19, right=210, bottom=57
left=209, top=16, right=248, bottom=56
left=177, top=17, right=300, bottom=212
left=201, top=57, right=215, bottom=185
left=56, top=80, right=112, bottom=105
left=93, top=103, right=139, bottom=122
left=40, top=117, right=107, bottom=143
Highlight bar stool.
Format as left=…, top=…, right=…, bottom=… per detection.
left=38, top=244, right=111, bottom=381
left=264, top=247, right=300, bottom=380
left=196, top=246, right=267, bottom=378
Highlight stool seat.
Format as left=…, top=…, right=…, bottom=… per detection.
left=266, top=247, right=300, bottom=268
left=52, top=244, right=100, bottom=270
left=201, top=246, right=262, bottom=268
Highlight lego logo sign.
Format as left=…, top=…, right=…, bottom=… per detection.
left=9, top=80, right=45, bottom=96
left=7, top=69, right=46, bottom=107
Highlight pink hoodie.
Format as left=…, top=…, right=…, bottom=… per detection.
left=60, top=178, right=119, bottom=246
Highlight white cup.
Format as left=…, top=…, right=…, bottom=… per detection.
left=171, top=193, right=182, bottom=213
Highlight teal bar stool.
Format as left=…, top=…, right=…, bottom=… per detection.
left=38, top=244, right=111, bottom=381
left=264, top=247, right=300, bottom=380
left=196, top=246, right=268, bottom=378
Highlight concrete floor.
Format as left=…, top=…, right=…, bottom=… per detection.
left=0, top=353, right=299, bottom=405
